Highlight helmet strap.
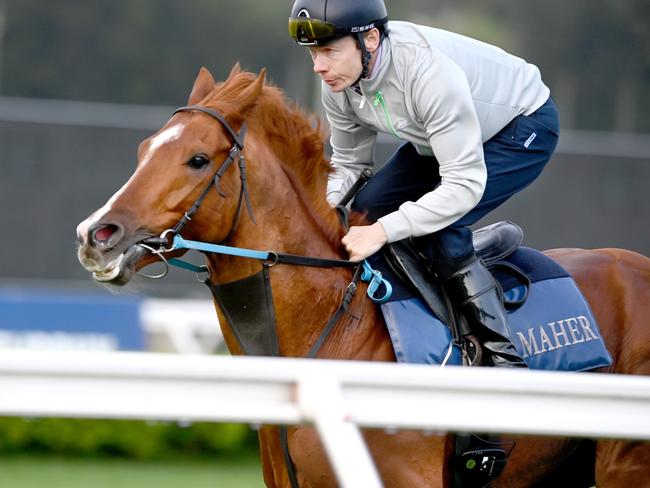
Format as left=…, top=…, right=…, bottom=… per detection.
left=353, top=32, right=372, bottom=85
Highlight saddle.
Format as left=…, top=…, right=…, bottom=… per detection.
left=375, top=221, right=611, bottom=371
left=381, top=220, right=523, bottom=330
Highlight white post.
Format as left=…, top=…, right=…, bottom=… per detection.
left=297, top=371, right=383, bottom=488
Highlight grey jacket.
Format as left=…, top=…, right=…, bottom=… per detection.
left=323, top=21, right=550, bottom=242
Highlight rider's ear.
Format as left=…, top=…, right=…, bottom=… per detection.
left=364, top=28, right=381, bottom=52
left=188, top=67, right=217, bottom=105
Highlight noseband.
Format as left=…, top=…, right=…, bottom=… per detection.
left=144, top=104, right=255, bottom=250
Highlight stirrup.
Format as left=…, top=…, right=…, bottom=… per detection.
left=461, top=335, right=483, bottom=366
left=454, top=433, right=515, bottom=488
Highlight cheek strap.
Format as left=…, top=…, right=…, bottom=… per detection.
left=353, top=32, right=372, bottom=85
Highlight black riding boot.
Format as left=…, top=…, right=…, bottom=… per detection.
left=442, top=257, right=527, bottom=368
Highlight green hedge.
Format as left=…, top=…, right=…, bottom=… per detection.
left=0, top=417, right=259, bottom=460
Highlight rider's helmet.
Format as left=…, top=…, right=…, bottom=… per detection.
left=288, top=0, right=388, bottom=80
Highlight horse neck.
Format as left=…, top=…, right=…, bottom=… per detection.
left=208, top=144, right=342, bottom=274
left=206, top=153, right=388, bottom=360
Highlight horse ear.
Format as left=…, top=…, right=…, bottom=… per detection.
left=225, top=62, right=243, bottom=82
left=235, top=68, right=266, bottom=115
left=188, top=67, right=216, bottom=105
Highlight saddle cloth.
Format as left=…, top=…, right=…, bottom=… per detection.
left=376, top=224, right=613, bottom=371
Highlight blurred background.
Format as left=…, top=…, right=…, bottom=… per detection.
left=0, top=0, right=648, bottom=486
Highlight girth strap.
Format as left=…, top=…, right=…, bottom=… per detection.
left=280, top=426, right=301, bottom=488
left=307, top=265, right=363, bottom=358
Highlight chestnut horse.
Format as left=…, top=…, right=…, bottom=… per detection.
left=77, top=66, right=650, bottom=487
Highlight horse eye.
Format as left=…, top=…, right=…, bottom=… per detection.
left=186, top=154, right=210, bottom=169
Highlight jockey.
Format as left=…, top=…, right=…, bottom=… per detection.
left=288, top=0, right=559, bottom=367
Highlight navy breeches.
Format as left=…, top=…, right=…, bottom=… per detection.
left=352, top=97, right=560, bottom=277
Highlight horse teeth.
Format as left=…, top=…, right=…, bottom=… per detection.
left=93, top=254, right=125, bottom=282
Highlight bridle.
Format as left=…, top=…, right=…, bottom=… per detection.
left=142, top=104, right=255, bottom=252
left=138, top=104, right=389, bottom=305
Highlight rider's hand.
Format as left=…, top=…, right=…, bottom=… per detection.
left=342, top=222, right=388, bottom=261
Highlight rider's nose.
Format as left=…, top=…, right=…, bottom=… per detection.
left=312, top=55, right=327, bottom=74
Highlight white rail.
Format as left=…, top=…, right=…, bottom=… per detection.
left=140, top=298, right=223, bottom=354
left=0, top=351, right=649, bottom=487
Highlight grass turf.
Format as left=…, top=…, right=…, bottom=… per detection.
left=0, top=455, right=265, bottom=488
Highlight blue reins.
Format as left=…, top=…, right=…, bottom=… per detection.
left=161, top=235, right=392, bottom=304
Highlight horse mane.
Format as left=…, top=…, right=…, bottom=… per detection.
left=202, top=67, right=346, bottom=247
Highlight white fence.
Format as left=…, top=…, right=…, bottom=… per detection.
left=140, top=298, right=223, bottom=354
left=1, top=351, right=649, bottom=487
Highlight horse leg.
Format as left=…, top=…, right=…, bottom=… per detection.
left=594, top=326, right=650, bottom=486
left=286, top=426, right=448, bottom=487
left=595, top=440, right=650, bottom=486
left=594, top=363, right=650, bottom=487
left=363, top=430, right=448, bottom=487
left=258, top=426, right=297, bottom=488
left=259, top=425, right=353, bottom=487
left=491, top=437, right=585, bottom=487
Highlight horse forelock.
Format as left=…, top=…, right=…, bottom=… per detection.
left=200, top=69, right=343, bottom=249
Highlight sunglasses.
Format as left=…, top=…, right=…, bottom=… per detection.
left=288, top=17, right=340, bottom=46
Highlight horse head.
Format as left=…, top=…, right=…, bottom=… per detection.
left=76, top=65, right=267, bottom=285
left=76, top=65, right=338, bottom=286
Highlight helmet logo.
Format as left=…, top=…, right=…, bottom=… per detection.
left=351, top=22, right=376, bottom=33
left=297, top=8, right=311, bottom=18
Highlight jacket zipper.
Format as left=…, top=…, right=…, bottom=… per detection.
left=373, top=91, right=400, bottom=138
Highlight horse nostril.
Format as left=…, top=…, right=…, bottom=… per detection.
left=95, top=225, right=117, bottom=242
left=89, top=223, right=123, bottom=247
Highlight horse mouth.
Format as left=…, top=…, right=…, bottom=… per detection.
left=90, top=244, right=150, bottom=285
